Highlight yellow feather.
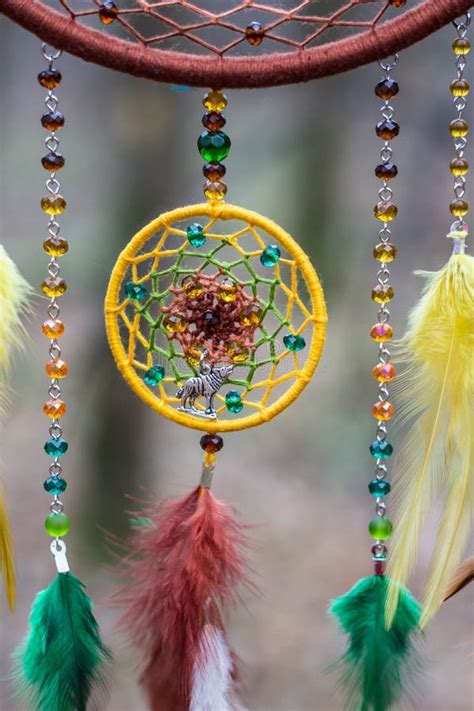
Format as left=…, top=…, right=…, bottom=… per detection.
left=0, top=484, right=16, bottom=611
left=385, top=253, right=474, bottom=628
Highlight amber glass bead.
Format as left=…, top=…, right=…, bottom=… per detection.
left=374, top=79, right=399, bottom=100
left=246, top=21, right=265, bottom=46
left=45, top=359, right=69, bottom=379
left=371, top=284, right=394, bottom=304
left=450, top=158, right=469, bottom=176
left=450, top=79, right=470, bottom=97
left=372, top=400, right=394, bottom=421
left=227, top=341, right=249, bottom=363
left=218, top=278, right=238, bottom=302
left=202, top=112, right=226, bottom=131
left=374, top=202, right=398, bottom=222
left=375, top=162, right=398, bottom=180
left=164, top=314, right=185, bottom=333
left=99, top=1, right=118, bottom=24
left=41, top=276, right=67, bottom=298
left=181, top=275, right=203, bottom=299
left=41, top=153, right=65, bottom=171
left=373, top=242, right=397, bottom=262
left=203, top=180, right=227, bottom=201
left=203, top=162, right=226, bottom=181
left=370, top=323, right=393, bottom=342
left=200, top=433, right=223, bottom=453
left=452, top=38, right=471, bottom=56
left=203, top=90, right=227, bottom=113
left=43, top=399, right=66, bottom=418
left=372, top=362, right=396, bottom=382
left=38, top=69, right=62, bottom=89
left=241, top=304, right=262, bottom=326
left=42, top=319, right=65, bottom=338
left=41, top=195, right=66, bottom=215
left=187, top=342, right=203, bottom=367
left=43, top=237, right=69, bottom=257
left=41, top=111, right=65, bottom=132
left=389, top=0, right=406, bottom=6
left=449, top=119, right=468, bottom=138
left=450, top=199, right=468, bottom=217
left=376, top=120, right=400, bottom=140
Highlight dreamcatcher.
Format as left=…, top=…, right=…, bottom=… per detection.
left=0, top=1, right=472, bottom=710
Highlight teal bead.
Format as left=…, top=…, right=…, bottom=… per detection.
left=283, top=334, right=306, bottom=352
left=368, top=479, right=391, bottom=497
left=44, top=438, right=68, bottom=457
left=225, top=390, right=243, bottom=413
left=45, top=512, right=70, bottom=537
left=368, top=516, right=393, bottom=540
left=44, top=476, right=67, bottom=494
left=198, top=130, right=231, bottom=162
left=260, top=245, right=281, bottom=267
left=144, top=365, right=165, bottom=386
left=370, top=440, right=393, bottom=459
left=125, top=281, right=148, bottom=301
left=187, top=223, right=206, bottom=247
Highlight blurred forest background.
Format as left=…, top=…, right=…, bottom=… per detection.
left=0, top=9, right=472, bottom=711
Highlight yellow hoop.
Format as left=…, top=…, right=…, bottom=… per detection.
left=105, top=202, right=327, bottom=433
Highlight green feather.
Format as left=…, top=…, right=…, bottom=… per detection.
left=13, top=572, right=111, bottom=711
left=329, top=576, right=422, bottom=711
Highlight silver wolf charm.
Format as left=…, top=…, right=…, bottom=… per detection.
left=176, top=353, right=234, bottom=419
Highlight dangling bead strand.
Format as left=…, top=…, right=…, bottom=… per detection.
left=199, top=90, right=230, bottom=202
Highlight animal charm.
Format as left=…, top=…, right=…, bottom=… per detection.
left=177, top=354, right=234, bottom=418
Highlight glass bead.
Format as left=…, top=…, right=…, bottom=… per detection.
left=99, top=0, right=118, bottom=24
left=225, top=390, right=243, bottom=413
left=203, top=162, right=226, bottom=181
left=45, top=358, right=68, bottom=378
left=241, top=304, right=262, bottom=326
left=41, top=111, right=65, bottom=131
left=203, top=180, right=227, bottom=201
left=42, top=318, right=65, bottom=338
left=375, top=120, right=400, bottom=140
left=218, top=278, right=238, bottom=303
left=374, top=202, right=398, bottom=222
left=368, top=478, right=392, bottom=496
left=283, top=334, right=306, bottom=352
left=44, top=438, right=68, bottom=457
left=187, top=223, right=206, bottom=247
left=144, top=365, right=165, bottom=386
left=124, top=281, right=148, bottom=301
left=200, top=433, right=224, bottom=452
left=187, top=343, right=203, bottom=367
left=226, top=341, right=249, bottom=362
left=372, top=362, right=395, bottom=382
left=368, top=516, right=393, bottom=540
left=198, top=131, right=231, bottom=162
left=375, top=163, right=398, bottom=180
left=374, top=79, right=399, bottom=100
left=374, top=560, right=385, bottom=576
left=260, top=245, right=281, bottom=267
left=45, top=511, right=70, bottom=537
left=203, top=90, right=228, bottom=113
left=373, top=242, right=397, bottom=263
left=44, top=476, right=67, bottom=495
left=41, top=195, right=66, bottom=215
left=389, top=0, right=406, bottom=6
left=369, top=440, right=393, bottom=459
left=43, top=399, right=66, bottom=418
left=371, top=284, right=394, bottom=303
left=202, top=112, right=226, bottom=131
left=38, top=69, right=62, bottom=89
left=450, top=199, right=468, bottom=217
left=164, top=314, right=186, bottom=334
left=370, top=323, right=393, bottom=342
left=203, top=310, right=220, bottom=328
left=450, top=158, right=469, bottom=176
left=41, top=276, right=67, bottom=298
left=246, top=21, right=265, bottom=46
left=372, top=544, right=388, bottom=560
left=372, top=400, right=394, bottom=421
left=449, top=119, right=468, bottom=138
left=182, top=275, right=204, bottom=298
left=42, top=153, right=65, bottom=171
left=452, top=38, right=471, bottom=55
left=450, top=79, right=470, bottom=97
left=43, top=237, right=69, bottom=256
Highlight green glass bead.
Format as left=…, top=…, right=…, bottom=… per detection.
left=368, top=516, right=393, bottom=540
left=225, top=390, right=243, bottom=413
left=44, top=438, right=69, bottom=457
left=368, top=479, right=391, bottom=497
left=260, top=245, right=281, bottom=267
left=124, top=281, right=148, bottom=301
left=283, top=334, right=306, bottom=352
left=198, top=131, right=231, bottom=162
left=369, top=440, right=393, bottom=459
left=144, top=365, right=165, bottom=386
left=187, top=223, right=206, bottom=247
left=44, top=476, right=68, bottom=494
left=45, top=512, right=70, bottom=537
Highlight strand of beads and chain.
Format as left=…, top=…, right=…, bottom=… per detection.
left=39, top=45, right=71, bottom=546
left=369, top=55, right=400, bottom=574
left=448, top=14, right=471, bottom=253
left=198, top=90, right=230, bottom=203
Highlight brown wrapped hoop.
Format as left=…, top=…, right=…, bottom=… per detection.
left=1, top=0, right=472, bottom=89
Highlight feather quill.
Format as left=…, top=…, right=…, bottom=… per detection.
left=443, top=556, right=474, bottom=601
left=385, top=253, right=474, bottom=628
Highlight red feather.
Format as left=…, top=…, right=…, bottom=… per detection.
left=117, top=486, right=251, bottom=710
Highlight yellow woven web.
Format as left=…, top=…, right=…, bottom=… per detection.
left=105, top=203, right=327, bottom=433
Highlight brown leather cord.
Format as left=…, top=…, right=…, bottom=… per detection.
left=1, top=0, right=472, bottom=88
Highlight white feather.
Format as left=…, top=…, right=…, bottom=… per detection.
left=190, top=625, right=235, bottom=711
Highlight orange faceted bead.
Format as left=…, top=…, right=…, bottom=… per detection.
left=370, top=323, right=393, bottom=342
left=41, top=195, right=66, bottom=215
left=372, top=400, right=394, bottom=421
left=45, top=359, right=69, bottom=379
left=43, top=237, right=69, bottom=257
left=43, top=399, right=66, bottom=418
left=41, top=276, right=67, bottom=298
left=372, top=363, right=396, bottom=382
left=42, top=319, right=65, bottom=338
left=371, top=284, right=394, bottom=304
